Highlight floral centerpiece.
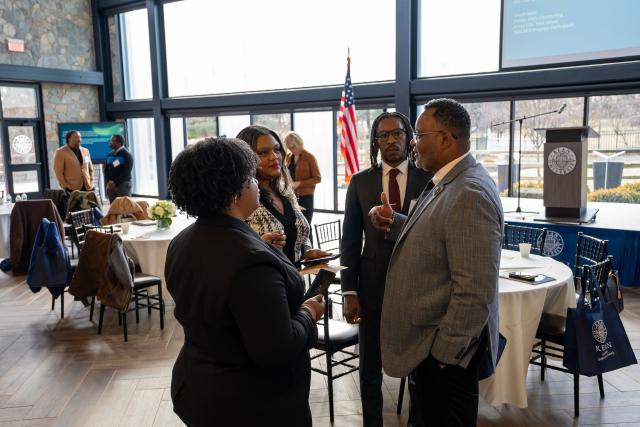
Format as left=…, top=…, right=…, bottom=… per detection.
left=148, top=200, right=177, bottom=230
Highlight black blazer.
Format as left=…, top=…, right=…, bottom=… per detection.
left=341, top=164, right=432, bottom=311
left=165, top=215, right=317, bottom=427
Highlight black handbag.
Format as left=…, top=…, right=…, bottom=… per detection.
left=603, top=270, right=624, bottom=313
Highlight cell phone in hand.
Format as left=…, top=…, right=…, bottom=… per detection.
left=303, top=269, right=336, bottom=300
left=300, top=253, right=340, bottom=267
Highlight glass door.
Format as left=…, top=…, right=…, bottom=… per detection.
left=1, top=121, right=43, bottom=197
left=0, top=84, right=46, bottom=198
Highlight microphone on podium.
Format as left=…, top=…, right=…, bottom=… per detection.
left=558, top=103, right=567, bottom=114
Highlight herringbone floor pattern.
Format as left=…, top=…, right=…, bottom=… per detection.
left=1, top=270, right=639, bottom=426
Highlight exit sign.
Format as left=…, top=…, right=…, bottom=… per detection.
left=8, top=38, right=25, bottom=53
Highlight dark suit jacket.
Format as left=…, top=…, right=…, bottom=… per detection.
left=165, top=215, right=317, bottom=427
left=341, top=163, right=432, bottom=311
left=105, top=147, right=133, bottom=185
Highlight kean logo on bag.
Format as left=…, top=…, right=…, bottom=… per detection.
left=592, top=320, right=613, bottom=361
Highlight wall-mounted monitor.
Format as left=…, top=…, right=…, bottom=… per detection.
left=501, top=0, right=640, bottom=69
left=57, top=122, right=126, bottom=163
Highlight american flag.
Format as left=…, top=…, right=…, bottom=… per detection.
left=337, top=57, right=359, bottom=183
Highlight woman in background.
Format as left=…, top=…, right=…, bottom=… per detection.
left=283, top=131, right=321, bottom=226
left=166, top=137, right=324, bottom=426
left=237, top=125, right=327, bottom=266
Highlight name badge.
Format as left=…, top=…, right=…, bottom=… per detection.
left=113, top=159, right=121, bottom=168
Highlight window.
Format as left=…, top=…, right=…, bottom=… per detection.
left=513, top=97, right=584, bottom=199
left=336, top=106, right=389, bottom=211
left=127, top=118, right=158, bottom=196
left=462, top=101, right=511, bottom=192
left=587, top=94, right=640, bottom=204
left=169, top=117, right=185, bottom=161
left=0, top=86, right=38, bottom=118
left=218, top=115, right=250, bottom=138
left=418, top=0, right=500, bottom=77
left=293, top=111, right=334, bottom=211
left=120, top=9, right=153, bottom=100
left=185, top=116, right=217, bottom=144
left=163, top=0, right=395, bottom=97
left=252, top=114, right=291, bottom=140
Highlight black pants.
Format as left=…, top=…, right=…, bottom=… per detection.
left=107, top=181, right=132, bottom=203
left=360, top=308, right=423, bottom=427
left=298, top=194, right=314, bottom=226
left=413, top=346, right=484, bottom=427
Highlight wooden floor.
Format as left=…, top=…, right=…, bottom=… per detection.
left=1, top=271, right=639, bottom=427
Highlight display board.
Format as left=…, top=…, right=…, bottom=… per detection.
left=502, top=0, right=640, bottom=69
left=58, top=122, right=126, bottom=162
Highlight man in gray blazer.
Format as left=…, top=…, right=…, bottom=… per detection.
left=370, top=99, right=503, bottom=426
left=341, top=112, right=431, bottom=426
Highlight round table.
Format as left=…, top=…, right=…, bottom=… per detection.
left=0, top=203, right=13, bottom=259
left=479, top=250, right=575, bottom=408
left=121, top=215, right=195, bottom=298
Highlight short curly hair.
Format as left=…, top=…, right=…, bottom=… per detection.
left=424, top=98, right=471, bottom=141
left=168, top=137, right=258, bottom=218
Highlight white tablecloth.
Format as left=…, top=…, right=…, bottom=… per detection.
left=121, top=215, right=195, bottom=297
left=479, top=250, right=575, bottom=408
left=0, top=204, right=13, bottom=259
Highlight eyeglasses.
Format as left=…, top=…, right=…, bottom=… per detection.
left=375, top=128, right=407, bottom=142
left=412, top=130, right=446, bottom=140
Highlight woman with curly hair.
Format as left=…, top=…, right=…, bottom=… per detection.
left=165, top=137, right=324, bottom=426
left=236, top=125, right=328, bottom=266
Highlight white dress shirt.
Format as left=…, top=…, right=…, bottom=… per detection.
left=382, top=159, right=409, bottom=210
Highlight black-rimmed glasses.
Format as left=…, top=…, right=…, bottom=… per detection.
left=375, top=128, right=407, bottom=142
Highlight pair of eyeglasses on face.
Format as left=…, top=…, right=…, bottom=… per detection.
left=375, top=128, right=407, bottom=142
left=412, top=129, right=458, bottom=140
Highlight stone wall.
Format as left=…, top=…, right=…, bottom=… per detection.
left=41, top=83, right=100, bottom=189
left=0, top=0, right=101, bottom=189
left=0, top=0, right=95, bottom=70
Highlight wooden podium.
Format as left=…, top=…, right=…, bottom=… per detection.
left=535, top=126, right=599, bottom=223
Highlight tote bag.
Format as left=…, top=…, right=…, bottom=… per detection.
left=563, top=267, right=636, bottom=376
left=27, top=218, right=71, bottom=297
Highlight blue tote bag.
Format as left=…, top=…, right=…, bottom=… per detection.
left=563, top=268, right=637, bottom=376
left=27, top=218, right=71, bottom=298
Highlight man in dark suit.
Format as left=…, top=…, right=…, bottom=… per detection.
left=105, top=134, right=133, bottom=202
left=341, top=112, right=432, bottom=426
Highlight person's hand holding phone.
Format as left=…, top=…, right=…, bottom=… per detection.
left=301, top=294, right=325, bottom=322
left=303, top=248, right=330, bottom=260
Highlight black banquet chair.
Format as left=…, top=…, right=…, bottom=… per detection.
left=314, top=220, right=343, bottom=317
left=503, top=223, right=548, bottom=255
left=574, top=231, right=608, bottom=282
left=76, top=225, right=165, bottom=342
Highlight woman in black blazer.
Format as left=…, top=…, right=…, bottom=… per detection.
left=165, top=138, right=324, bottom=427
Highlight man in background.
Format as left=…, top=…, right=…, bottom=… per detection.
left=341, top=112, right=431, bottom=426
left=370, top=99, right=503, bottom=426
left=53, top=130, right=94, bottom=193
left=105, top=134, right=134, bottom=202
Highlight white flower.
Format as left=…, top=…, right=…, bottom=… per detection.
left=154, top=206, right=165, bottom=217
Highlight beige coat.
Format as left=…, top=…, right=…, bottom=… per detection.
left=53, top=145, right=94, bottom=191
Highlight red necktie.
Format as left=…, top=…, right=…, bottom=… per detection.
left=388, top=168, right=401, bottom=211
